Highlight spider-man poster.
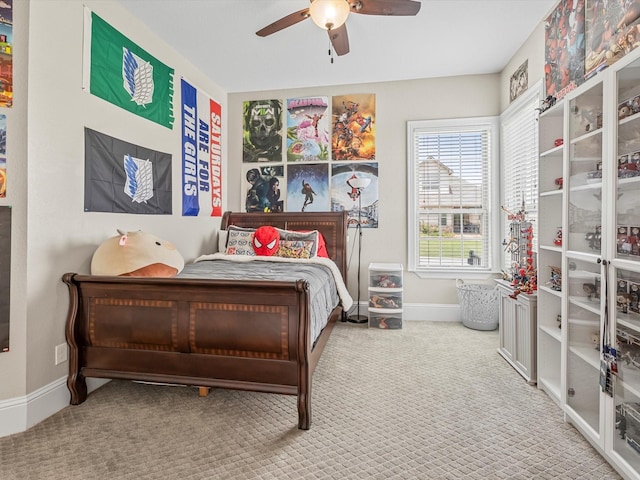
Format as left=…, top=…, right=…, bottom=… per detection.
left=331, top=94, right=375, bottom=161
left=331, top=162, right=379, bottom=228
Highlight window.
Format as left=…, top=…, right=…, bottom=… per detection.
left=407, top=117, right=499, bottom=276
left=500, top=84, right=540, bottom=273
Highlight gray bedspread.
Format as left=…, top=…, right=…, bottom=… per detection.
left=177, top=258, right=340, bottom=342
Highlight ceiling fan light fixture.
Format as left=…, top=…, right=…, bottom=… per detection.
left=309, top=0, right=350, bottom=30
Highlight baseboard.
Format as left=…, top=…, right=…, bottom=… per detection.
left=0, top=377, right=109, bottom=438
left=348, top=302, right=461, bottom=322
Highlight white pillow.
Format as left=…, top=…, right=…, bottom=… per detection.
left=217, top=230, right=228, bottom=253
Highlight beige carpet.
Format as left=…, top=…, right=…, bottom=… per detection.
left=0, top=321, right=621, bottom=479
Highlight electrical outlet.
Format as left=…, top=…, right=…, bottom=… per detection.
left=55, top=343, right=68, bottom=365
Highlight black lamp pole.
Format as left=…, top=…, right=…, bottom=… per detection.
left=348, top=189, right=368, bottom=323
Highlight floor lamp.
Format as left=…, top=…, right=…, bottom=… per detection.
left=346, top=175, right=371, bottom=323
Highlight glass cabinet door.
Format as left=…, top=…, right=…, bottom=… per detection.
left=613, top=267, right=640, bottom=469
left=616, top=57, right=640, bottom=263
left=612, top=55, right=640, bottom=471
left=567, top=83, right=603, bottom=256
left=566, top=256, right=603, bottom=434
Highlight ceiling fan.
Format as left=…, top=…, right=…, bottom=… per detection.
left=256, top=0, right=421, bottom=57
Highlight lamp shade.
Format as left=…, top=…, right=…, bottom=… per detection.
left=347, top=176, right=371, bottom=190
left=309, top=0, right=350, bottom=30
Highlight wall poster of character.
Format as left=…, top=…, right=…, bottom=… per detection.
left=331, top=94, right=375, bottom=161
left=286, top=96, right=330, bottom=162
left=286, top=163, right=329, bottom=212
left=585, top=0, right=640, bottom=79
left=243, top=165, right=285, bottom=213
left=544, top=0, right=586, bottom=99
left=0, top=114, right=5, bottom=198
left=331, top=162, right=379, bottom=228
left=242, top=99, right=283, bottom=162
left=510, top=60, right=529, bottom=103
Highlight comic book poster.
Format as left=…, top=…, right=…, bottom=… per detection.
left=286, top=96, right=330, bottom=162
left=243, top=99, right=283, bottom=162
left=0, top=0, right=12, bottom=109
left=510, top=60, right=528, bottom=103
left=0, top=114, right=5, bottom=197
left=331, top=94, right=375, bottom=161
left=243, top=165, right=285, bottom=213
left=585, top=0, right=640, bottom=79
left=544, top=0, right=585, bottom=99
left=331, top=162, right=379, bottom=228
left=286, top=163, right=329, bottom=212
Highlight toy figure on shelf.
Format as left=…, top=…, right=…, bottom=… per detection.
left=536, top=95, right=557, bottom=114
left=554, top=227, right=562, bottom=246
left=585, top=226, right=602, bottom=250
left=501, top=200, right=537, bottom=297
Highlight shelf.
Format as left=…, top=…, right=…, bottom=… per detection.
left=540, top=144, right=563, bottom=158
left=568, top=296, right=601, bottom=315
left=569, top=344, right=600, bottom=369
left=538, top=377, right=561, bottom=406
left=571, top=127, right=603, bottom=145
left=538, top=285, right=562, bottom=297
left=539, top=245, right=562, bottom=253
left=540, top=324, right=561, bottom=342
left=540, top=189, right=563, bottom=197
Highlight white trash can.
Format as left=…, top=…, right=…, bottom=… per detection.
left=456, top=279, right=499, bottom=331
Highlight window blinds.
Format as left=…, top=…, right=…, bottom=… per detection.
left=500, top=87, right=540, bottom=272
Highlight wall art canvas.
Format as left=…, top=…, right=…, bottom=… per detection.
left=544, top=0, right=586, bottom=99
left=0, top=114, right=5, bottom=197
left=331, top=94, right=376, bottom=161
left=286, top=96, right=330, bottom=162
left=331, top=162, right=379, bottom=228
left=0, top=0, right=12, bottom=109
left=286, top=163, right=329, bottom=212
left=180, top=78, right=223, bottom=217
left=243, top=165, right=285, bottom=213
left=510, top=60, right=529, bottom=103
left=585, top=0, right=640, bottom=79
left=243, top=99, right=283, bottom=162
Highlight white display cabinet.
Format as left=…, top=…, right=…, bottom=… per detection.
left=368, top=263, right=403, bottom=329
left=537, top=98, right=565, bottom=407
left=496, top=280, right=538, bottom=384
left=537, top=47, right=640, bottom=479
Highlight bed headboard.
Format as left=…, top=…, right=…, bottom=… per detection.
left=221, top=211, right=348, bottom=282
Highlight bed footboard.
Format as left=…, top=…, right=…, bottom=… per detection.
left=63, top=273, right=340, bottom=429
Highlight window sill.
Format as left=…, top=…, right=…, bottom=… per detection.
left=410, top=269, right=501, bottom=280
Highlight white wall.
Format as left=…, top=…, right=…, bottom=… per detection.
left=0, top=0, right=227, bottom=415
left=228, top=74, right=501, bottom=310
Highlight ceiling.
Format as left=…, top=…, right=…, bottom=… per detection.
left=116, top=0, right=558, bottom=93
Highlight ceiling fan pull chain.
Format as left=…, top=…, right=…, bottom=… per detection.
left=328, top=38, right=334, bottom=64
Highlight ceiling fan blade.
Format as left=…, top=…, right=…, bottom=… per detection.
left=328, top=23, right=350, bottom=56
left=351, top=0, right=421, bottom=16
left=256, top=8, right=311, bottom=37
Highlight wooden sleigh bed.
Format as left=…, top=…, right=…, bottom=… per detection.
left=63, top=211, right=349, bottom=430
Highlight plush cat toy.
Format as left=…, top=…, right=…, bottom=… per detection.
left=91, top=229, right=184, bottom=277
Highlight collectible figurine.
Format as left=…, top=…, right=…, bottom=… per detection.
left=536, top=95, right=557, bottom=113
